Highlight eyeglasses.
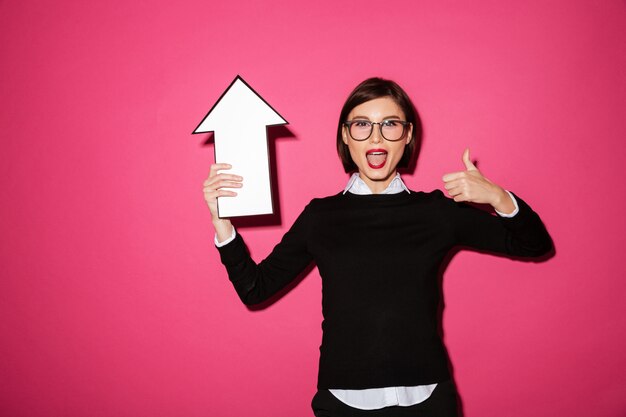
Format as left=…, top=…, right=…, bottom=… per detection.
left=343, top=119, right=411, bottom=141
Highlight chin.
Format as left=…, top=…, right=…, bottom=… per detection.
left=362, top=166, right=395, bottom=181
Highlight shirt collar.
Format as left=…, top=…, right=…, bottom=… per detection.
left=343, top=172, right=411, bottom=195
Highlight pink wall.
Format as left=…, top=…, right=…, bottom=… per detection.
left=1, top=1, right=625, bottom=416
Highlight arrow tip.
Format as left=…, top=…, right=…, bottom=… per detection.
left=193, top=75, right=287, bottom=134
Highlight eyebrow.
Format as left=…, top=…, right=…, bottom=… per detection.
left=351, top=115, right=403, bottom=120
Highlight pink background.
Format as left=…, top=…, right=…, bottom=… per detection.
left=1, top=1, right=625, bottom=416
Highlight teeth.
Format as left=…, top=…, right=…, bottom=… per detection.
left=369, top=152, right=386, bottom=155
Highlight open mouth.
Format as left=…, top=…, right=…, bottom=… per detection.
left=366, top=149, right=387, bottom=169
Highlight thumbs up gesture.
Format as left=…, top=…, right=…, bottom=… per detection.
left=442, top=148, right=515, bottom=213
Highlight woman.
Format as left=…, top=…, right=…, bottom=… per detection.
left=203, top=78, right=552, bottom=417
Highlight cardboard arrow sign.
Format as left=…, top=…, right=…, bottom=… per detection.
left=193, top=75, right=288, bottom=218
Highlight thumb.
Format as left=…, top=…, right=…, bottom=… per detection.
left=463, top=148, right=477, bottom=171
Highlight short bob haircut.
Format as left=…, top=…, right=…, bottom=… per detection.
left=337, top=77, right=422, bottom=173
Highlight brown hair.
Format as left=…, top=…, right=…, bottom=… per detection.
left=336, top=77, right=421, bottom=173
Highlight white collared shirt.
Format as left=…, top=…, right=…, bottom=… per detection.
left=342, top=172, right=411, bottom=195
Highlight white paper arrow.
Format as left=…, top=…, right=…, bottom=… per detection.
left=193, top=76, right=288, bottom=218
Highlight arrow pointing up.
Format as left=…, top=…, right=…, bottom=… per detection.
left=193, top=75, right=288, bottom=218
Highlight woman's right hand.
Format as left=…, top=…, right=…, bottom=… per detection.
left=202, top=164, right=243, bottom=239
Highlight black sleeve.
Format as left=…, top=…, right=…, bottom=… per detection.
left=438, top=190, right=553, bottom=257
left=215, top=203, right=314, bottom=305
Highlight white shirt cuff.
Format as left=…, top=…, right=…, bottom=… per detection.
left=495, top=190, right=519, bottom=218
left=214, top=227, right=237, bottom=247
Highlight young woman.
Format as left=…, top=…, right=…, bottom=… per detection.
left=203, top=78, right=552, bottom=417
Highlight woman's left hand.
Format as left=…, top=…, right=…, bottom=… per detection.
left=442, top=148, right=515, bottom=213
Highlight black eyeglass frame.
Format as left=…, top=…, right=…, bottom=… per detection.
left=343, top=120, right=411, bottom=142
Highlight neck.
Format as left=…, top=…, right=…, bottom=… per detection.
left=359, top=170, right=397, bottom=194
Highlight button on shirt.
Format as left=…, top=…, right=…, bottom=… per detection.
left=215, top=172, right=519, bottom=410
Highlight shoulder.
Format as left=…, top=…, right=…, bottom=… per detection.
left=304, top=192, right=348, bottom=210
left=405, top=189, right=470, bottom=218
left=286, top=193, right=345, bottom=224
left=407, top=188, right=450, bottom=205
left=301, top=189, right=452, bottom=211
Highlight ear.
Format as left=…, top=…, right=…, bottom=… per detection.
left=342, top=126, right=349, bottom=145
left=405, top=123, right=413, bottom=145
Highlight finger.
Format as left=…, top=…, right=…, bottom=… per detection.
left=215, top=190, right=238, bottom=197
left=442, top=171, right=466, bottom=182
left=443, top=180, right=459, bottom=190
left=204, top=174, right=243, bottom=186
left=443, top=180, right=468, bottom=192
left=203, top=181, right=243, bottom=193
left=446, top=187, right=461, bottom=197
left=204, top=189, right=238, bottom=198
left=209, top=163, right=233, bottom=176
left=463, top=148, right=477, bottom=171
left=444, top=184, right=467, bottom=200
left=446, top=183, right=466, bottom=196
left=204, top=174, right=243, bottom=188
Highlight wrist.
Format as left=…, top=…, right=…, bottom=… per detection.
left=213, top=218, right=234, bottom=244
left=492, top=187, right=515, bottom=214
left=212, top=216, right=227, bottom=226
left=212, top=218, right=232, bottom=231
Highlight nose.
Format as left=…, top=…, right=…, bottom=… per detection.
left=369, top=123, right=382, bottom=144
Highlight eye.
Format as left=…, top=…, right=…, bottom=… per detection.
left=353, top=120, right=371, bottom=128
left=382, top=120, right=401, bottom=127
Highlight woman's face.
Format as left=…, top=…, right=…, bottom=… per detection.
left=342, top=97, right=412, bottom=193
